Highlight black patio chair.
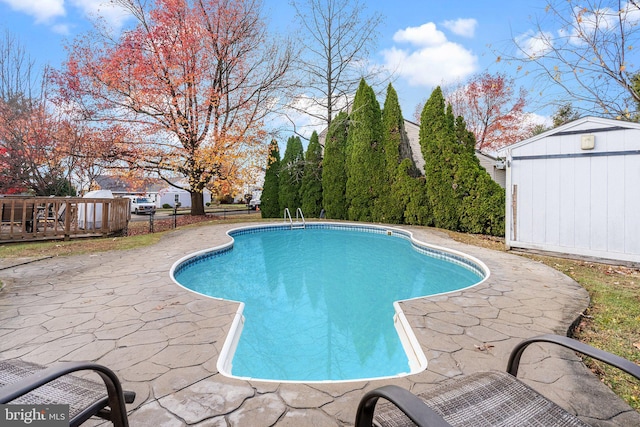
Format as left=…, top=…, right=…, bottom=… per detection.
left=355, top=334, right=640, bottom=427
left=0, top=360, right=135, bottom=427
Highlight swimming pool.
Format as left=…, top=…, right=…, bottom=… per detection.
left=171, top=223, right=489, bottom=382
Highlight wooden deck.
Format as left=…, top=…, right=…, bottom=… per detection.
left=0, top=197, right=130, bottom=243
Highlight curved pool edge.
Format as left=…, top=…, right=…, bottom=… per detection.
left=169, top=221, right=491, bottom=384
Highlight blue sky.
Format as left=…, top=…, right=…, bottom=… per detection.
left=0, top=0, right=553, bottom=127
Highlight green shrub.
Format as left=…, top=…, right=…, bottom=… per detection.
left=377, top=83, right=407, bottom=224
left=261, top=139, right=281, bottom=218
left=218, top=194, right=234, bottom=204
left=419, top=87, right=505, bottom=236
left=322, top=112, right=349, bottom=219
left=300, top=131, right=323, bottom=217
left=279, top=136, right=304, bottom=212
left=346, top=79, right=384, bottom=222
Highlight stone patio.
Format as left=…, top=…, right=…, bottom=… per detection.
left=0, top=222, right=638, bottom=426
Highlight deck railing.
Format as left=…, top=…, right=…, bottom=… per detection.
left=0, top=196, right=130, bottom=242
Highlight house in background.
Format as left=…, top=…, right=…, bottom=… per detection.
left=93, top=176, right=212, bottom=208
left=475, top=150, right=506, bottom=188
left=497, top=116, right=640, bottom=264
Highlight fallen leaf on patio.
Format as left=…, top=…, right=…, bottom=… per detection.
left=474, top=343, right=495, bottom=352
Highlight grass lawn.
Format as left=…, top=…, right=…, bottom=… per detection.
left=526, top=255, right=640, bottom=411
left=1, top=222, right=638, bottom=410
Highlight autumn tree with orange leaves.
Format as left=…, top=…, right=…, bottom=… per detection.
left=443, top=72, right=535, bottom=151
left=413, top=73, right=534, bottom=151
left=0, top=30, right=81, bottom=196
left=54, top=0, right=292, bottom=215
left=0, top=91, right=113, bottom=195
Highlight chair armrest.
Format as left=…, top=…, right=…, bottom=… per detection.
left=507, top=334, right=640, bottom=381
left=355, top=385, right=452, bottom=427
left=0, top=361, right=133, bottom=427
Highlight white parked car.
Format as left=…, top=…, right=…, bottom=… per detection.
left=249, top=199, right=261, bottom=210
left=126, top=196, right=156, bottom=215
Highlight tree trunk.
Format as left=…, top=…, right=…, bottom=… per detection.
left=190, top=191, right=205, bottom=216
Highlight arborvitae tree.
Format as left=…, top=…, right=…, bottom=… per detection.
left=456, top=156, right=505, bottom=236
left=279, top=135, right=305, bottom=212
left=450, top=111, right=505, bottom=236
left=382, top=85, right=403, bottom=175
left=420, top=87, right=505, bottom=236
left=455, top=115, right=476, bottom=155
left=345, top=79, right=384, bottom=222
left=393, top=159, right=432, bottom=226
left=420, top=87, right=459, bottom=230
left=375, top=84, right=405, bottom=223
left=322, top=111, right=349, bottom=219
left=261, top=139, right=281, bottom=218
left=300, top=131, right=323, bottom=217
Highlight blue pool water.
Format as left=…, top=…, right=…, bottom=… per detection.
left=173, top=225, right=484, bottom=382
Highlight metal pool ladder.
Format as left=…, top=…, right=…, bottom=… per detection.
left=284, top=208, right=305, bottom=229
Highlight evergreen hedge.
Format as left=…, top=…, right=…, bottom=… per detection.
left=420, top=88, right=459, bottom=230
left=260, top=139, right=281, bottom=218
left=265, top=82, right=505, bottom=237
left=377, top=84, right=405, bottom=223
left=300, top=131, right=323, bottom=217
left=345, top=79, right=384, bottom=222
left=322, top=111, right=349, bottom=219
left=419, top=87, right=505, bottom=236
left=279, top=136, right=305, bottom=212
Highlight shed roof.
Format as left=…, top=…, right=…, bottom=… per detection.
left=497, top=116, right=640, bottom=156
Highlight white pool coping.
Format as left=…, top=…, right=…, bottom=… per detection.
left=169, top=222, right=490, bottom=384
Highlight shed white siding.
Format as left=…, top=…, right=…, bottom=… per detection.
left=498, top=117, right=640, bottom=264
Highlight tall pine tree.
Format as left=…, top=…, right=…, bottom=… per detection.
left=322, top=111, right=349, bottom=219
left=419, top=87, right=505, bottom=235
left=345, top=79, right=384, bottom=222
left=300, top=131, right=323, bottom=217
left=453, top=116, right=505, bottom=236
left=279, top=136, right=304, bottom=212
left=420, top=87, right=459, bottom=230
left=377, top=84, right=406, bottom=223
left=261, top=139, right=281, bottom=218
left=394, top=159, right=431, bottom=225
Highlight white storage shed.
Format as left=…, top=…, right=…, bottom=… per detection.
left=497, top=117, right=640, bottom=264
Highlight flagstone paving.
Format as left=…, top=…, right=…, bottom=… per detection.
left=1, top=222, right=639, bottom=426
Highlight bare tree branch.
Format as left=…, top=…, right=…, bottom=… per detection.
left=288, top=0, right=391, bottom=135
left=506, top=0, right=640, bottom=119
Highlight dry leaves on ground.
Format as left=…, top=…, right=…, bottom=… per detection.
left=474, top=343, right=495, bottom=352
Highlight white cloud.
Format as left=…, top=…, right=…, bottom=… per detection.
left=1, top=0, right=131, bottom=34
left=525, top=112, right=552, bottom=128
left=515, top=30, right=553, bottom=59
left=70, top=0, right=132, bottom=31
left=51, top=23, right=71, bottom=35
left=383, top=22, right=478, bottom=87
left=521, top=2, right=640, bottom=55
left=561, top=3, right=640, bottom=46
left=393, top=23, right=447, bottom=47
left=0, top=0, right=65, bottom=23
left=442, top=18, right=477, bottom=38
